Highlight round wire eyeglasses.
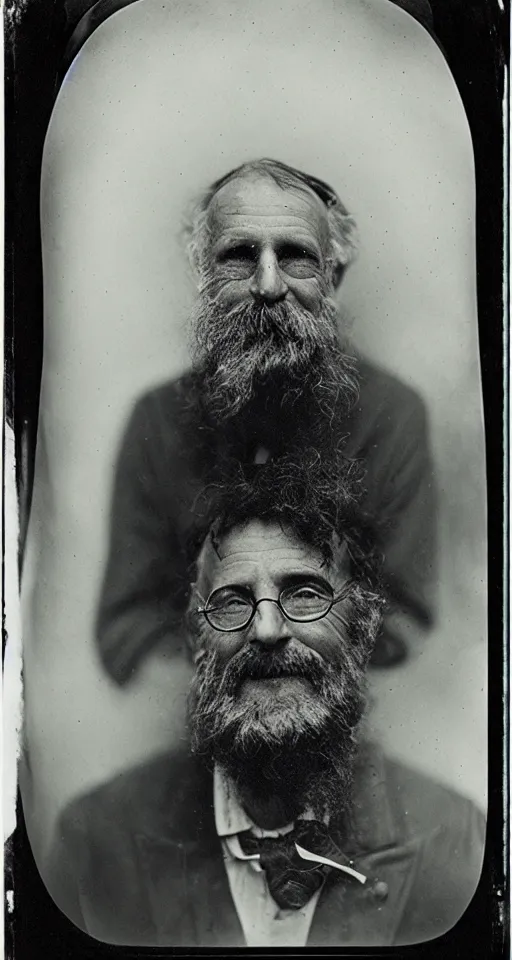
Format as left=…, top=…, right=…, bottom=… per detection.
left=197, top=580, right=354, bottom=633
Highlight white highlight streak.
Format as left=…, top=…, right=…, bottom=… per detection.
left=3, top=421, right=23, bottom=847
left=295, top=844, right=367, bottom=884
left=226, top=835, right=261, bottom=860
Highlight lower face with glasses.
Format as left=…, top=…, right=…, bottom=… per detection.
left=190, top=519, right=354, bottom=669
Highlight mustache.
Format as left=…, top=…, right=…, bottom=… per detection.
left=193, top=282, right=339, bottom=355
left=216, top=641, right=327, bottom=692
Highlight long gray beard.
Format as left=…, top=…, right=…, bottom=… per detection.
left=190, top=281, right=359, bottom=429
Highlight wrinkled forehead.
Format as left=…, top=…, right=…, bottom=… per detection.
left=205, top=174, right=331, bottom=248
left=194, top=519, right=348, bottom=596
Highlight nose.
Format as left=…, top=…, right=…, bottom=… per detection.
left=250, top=248, right=288, bottom=304
left=250, top=600, right=291, bottom=648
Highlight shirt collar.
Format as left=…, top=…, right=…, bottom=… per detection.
left=214, top=765, right=324, bottom=840
left=214, top=765, right=254, bottom=838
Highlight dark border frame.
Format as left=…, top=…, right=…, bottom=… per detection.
left=4, top=0, right=509, bottom=957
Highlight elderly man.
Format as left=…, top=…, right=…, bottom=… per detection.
left=97, top=158, right=436, bottom=683
left=45, top=455, right=482, bottom=947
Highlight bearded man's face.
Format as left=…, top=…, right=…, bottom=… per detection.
left=187, top=520, right=381, bottom=776
left=190, top=176, right=358, bottom=424
left=201, top=175, right=332, bottom=316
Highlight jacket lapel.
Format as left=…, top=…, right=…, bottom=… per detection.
left=308, top=838, right=422, bottom=946
left=134, top=832, right=245, bottom=947
left=309, top=742, right=423, bottom=947
left=133, top=757, right=245, bottom=947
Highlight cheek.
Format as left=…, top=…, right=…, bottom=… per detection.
left=207, top=631, right=247, bottom=663
left=211, top=273, right=250, bottom=307
left=288, top=279, right=324, bottom=313
left=292, top=620, right=346, bottom=664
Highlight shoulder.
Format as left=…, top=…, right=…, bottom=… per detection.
left=355, top=356, right=428, bottom=431
left=45, top=751, right=208, bottom=941
left=137, top=370, right=196, bottom=409
left=115, top=370, right=203, bottom=470
left=381, top=756, right=486, bottom=942
left=343, top=357, right=433, bottom=478
left=126, top=370, right=196, bottom=431
left=56, top=750, right=206, bottom=846
left=383, top=754, right=485, bottom=844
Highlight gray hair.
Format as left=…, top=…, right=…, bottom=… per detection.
left=183, top=158, right=359, bottom=284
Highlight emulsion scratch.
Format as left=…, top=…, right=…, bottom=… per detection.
left=4, top=0, right=31, bottom=26
left=3, top=421, right=24, bottom=847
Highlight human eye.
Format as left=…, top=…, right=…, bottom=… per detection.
left=278, top=243, right=321, bottom=279
left=205, top=587, right=252, bottom=630
left=291, top=585, right=330, bottom=602
left=281, top=582, right=332, bottom=619
left=207, top=587, right=249, bottom=611
left=216, top=243, right=257, bottom=277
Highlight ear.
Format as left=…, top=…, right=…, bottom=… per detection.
left=331, top=262, right=346, bottom=289
left=184, top=617, right=204, bottom=668
left=184, top=581, right=201, bottom=651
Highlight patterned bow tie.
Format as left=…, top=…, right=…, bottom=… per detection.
left=236, top=819, right=385, bottom=911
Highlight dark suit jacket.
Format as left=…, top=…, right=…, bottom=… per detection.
left=96, top=359, right=437, bottom=683
left=44, top=743, right=484, bottom=947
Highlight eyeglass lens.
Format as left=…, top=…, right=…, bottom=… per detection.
left=204, top=584, right=334, bottom=630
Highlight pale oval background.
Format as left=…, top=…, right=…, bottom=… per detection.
left=21, top=0, right=486, bottom=866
